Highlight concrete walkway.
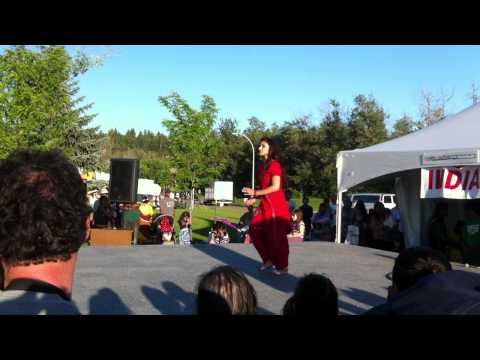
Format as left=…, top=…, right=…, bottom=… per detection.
left=72, top=242, right=477, bottom=315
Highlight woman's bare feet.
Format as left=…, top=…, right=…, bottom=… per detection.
left=259, top=261, right=274, bottom=271
left=273, top=267, right=288, bottom=275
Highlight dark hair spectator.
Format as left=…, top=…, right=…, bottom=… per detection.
left=283, top=273, right=338, bottom=316
left=365, top=246, right=452, bottom=315
left=0, top=149, right=89, bottom=314
left=0, top=149, right=91, bottom=265
left=196, top=266, right=257, bottom=315
left=93, top=195, right=113, bottom=228
left=391, top=246, right=451, bottom=293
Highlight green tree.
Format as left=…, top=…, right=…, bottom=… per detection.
left=390, top=114, right=415, bottom=139
left=316, top=100, right=350, bottom=199
left=0, top=45, right=106, bottom=169
left=348, top=94, right=388, bottom=149
left=140, top=158, right=173, bottom=189
left=158, top=92, right=223, bottom=206
left=216, top=118, right=243, bottom=188
left=276, top=115, right=317, bottom=196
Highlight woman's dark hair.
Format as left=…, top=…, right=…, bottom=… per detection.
left=392, top=247, right=452, bottom=292
left=283, top=273, right=338, bottom=316
left=196, top=265, right=257, bottom=315
left=0, top=149, right=91, bottom=266
left=259, top=137, right=281, bottom=163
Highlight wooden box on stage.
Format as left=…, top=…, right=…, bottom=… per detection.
left=89, top=228, right=133, bottom=246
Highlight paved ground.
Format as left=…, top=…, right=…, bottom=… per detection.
left=72, top=242, right=477, bottom=315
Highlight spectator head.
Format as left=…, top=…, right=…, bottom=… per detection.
left=99, top=195, right=110, bottom=207
left=212, top=221, right=227, bottom=236
left=197, top=266, right=257, bottom=315
left=283, top=273, right=338, bottom=316
left=178, top=211, right=190, bottom=227
left=355, top=199, right=366, bottom=211
left=0, top=149, right=91, bottom=267
left=343, top=197, right=352, bottom=208
left=318, top=202, right=327, bottom=212
left=374, top=201, right=385, bottom=212
left=389, top=247, right=452, bottom=299
left=293, top=208, right=303, bottom=223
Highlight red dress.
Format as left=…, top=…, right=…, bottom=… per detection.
left=249, top=159, right=291, bottom=270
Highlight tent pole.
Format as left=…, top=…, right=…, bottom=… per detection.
left=335, top=191, right=343, bottom=244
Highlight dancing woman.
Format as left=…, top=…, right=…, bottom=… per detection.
left=242, top=137, right=291, bottom=275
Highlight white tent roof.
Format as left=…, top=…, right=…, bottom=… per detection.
left=337, top=102, right=480, bottom=191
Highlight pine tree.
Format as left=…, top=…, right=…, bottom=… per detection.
left=0, top=45, right=107, bottom=169
left=348, top=94, right=388, bottom=149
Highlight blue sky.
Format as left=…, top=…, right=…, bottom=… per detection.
left=4, top=45, right=480, bottom=134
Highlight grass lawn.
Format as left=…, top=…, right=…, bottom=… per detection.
left=174, top=205, right=246, bottom=243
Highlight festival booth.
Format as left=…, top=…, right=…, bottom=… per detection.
left=335, top=103, right=480, bottom=260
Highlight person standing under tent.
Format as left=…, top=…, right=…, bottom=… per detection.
left=242, top=137, right=291, bottom=275
left=299, top=196, right=314, bottom=240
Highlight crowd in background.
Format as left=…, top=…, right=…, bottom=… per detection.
left=285, top=193, right=405, bottom=253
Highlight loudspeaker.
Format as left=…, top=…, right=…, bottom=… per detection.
left=109, top=158, right=139, bottom=202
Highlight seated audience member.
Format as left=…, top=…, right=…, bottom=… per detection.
left=311, top=203, right=333, bottom=241
left=137, top=198, right=154, bottom=242
left=93, top=195, right=114, bottom=228
left=367, top=202, right=388, bottom=250
left=0, top=149, right=91, bottom=314
left=196, top=266, right=257, bottom=315
left=341, top=197, right=354, bottom=242
left=208, top=221, right=230, bottom=244
left=365, top=247, right=452, bottom=315
left=300, top=197, right=314, bottom=240
left=178, top=211, right=192, bottom=246
left=290, top=208, right=305, bottom=239
left=312, top=203, right=331, bottom=227
left=353, top=200, right=368, bottom=246
left=282, top=273, right=338, bottom=316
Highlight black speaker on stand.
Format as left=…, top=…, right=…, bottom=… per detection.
left=109, top=158, right=139, bottom=203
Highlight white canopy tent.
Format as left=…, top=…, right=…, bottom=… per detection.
left=336, top=102, right=480, bottom=247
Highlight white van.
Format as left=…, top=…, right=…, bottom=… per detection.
left=350, top=193, right=397, bottom=211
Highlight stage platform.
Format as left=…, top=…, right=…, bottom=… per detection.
left=72, top=242, right=477, bottom=315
